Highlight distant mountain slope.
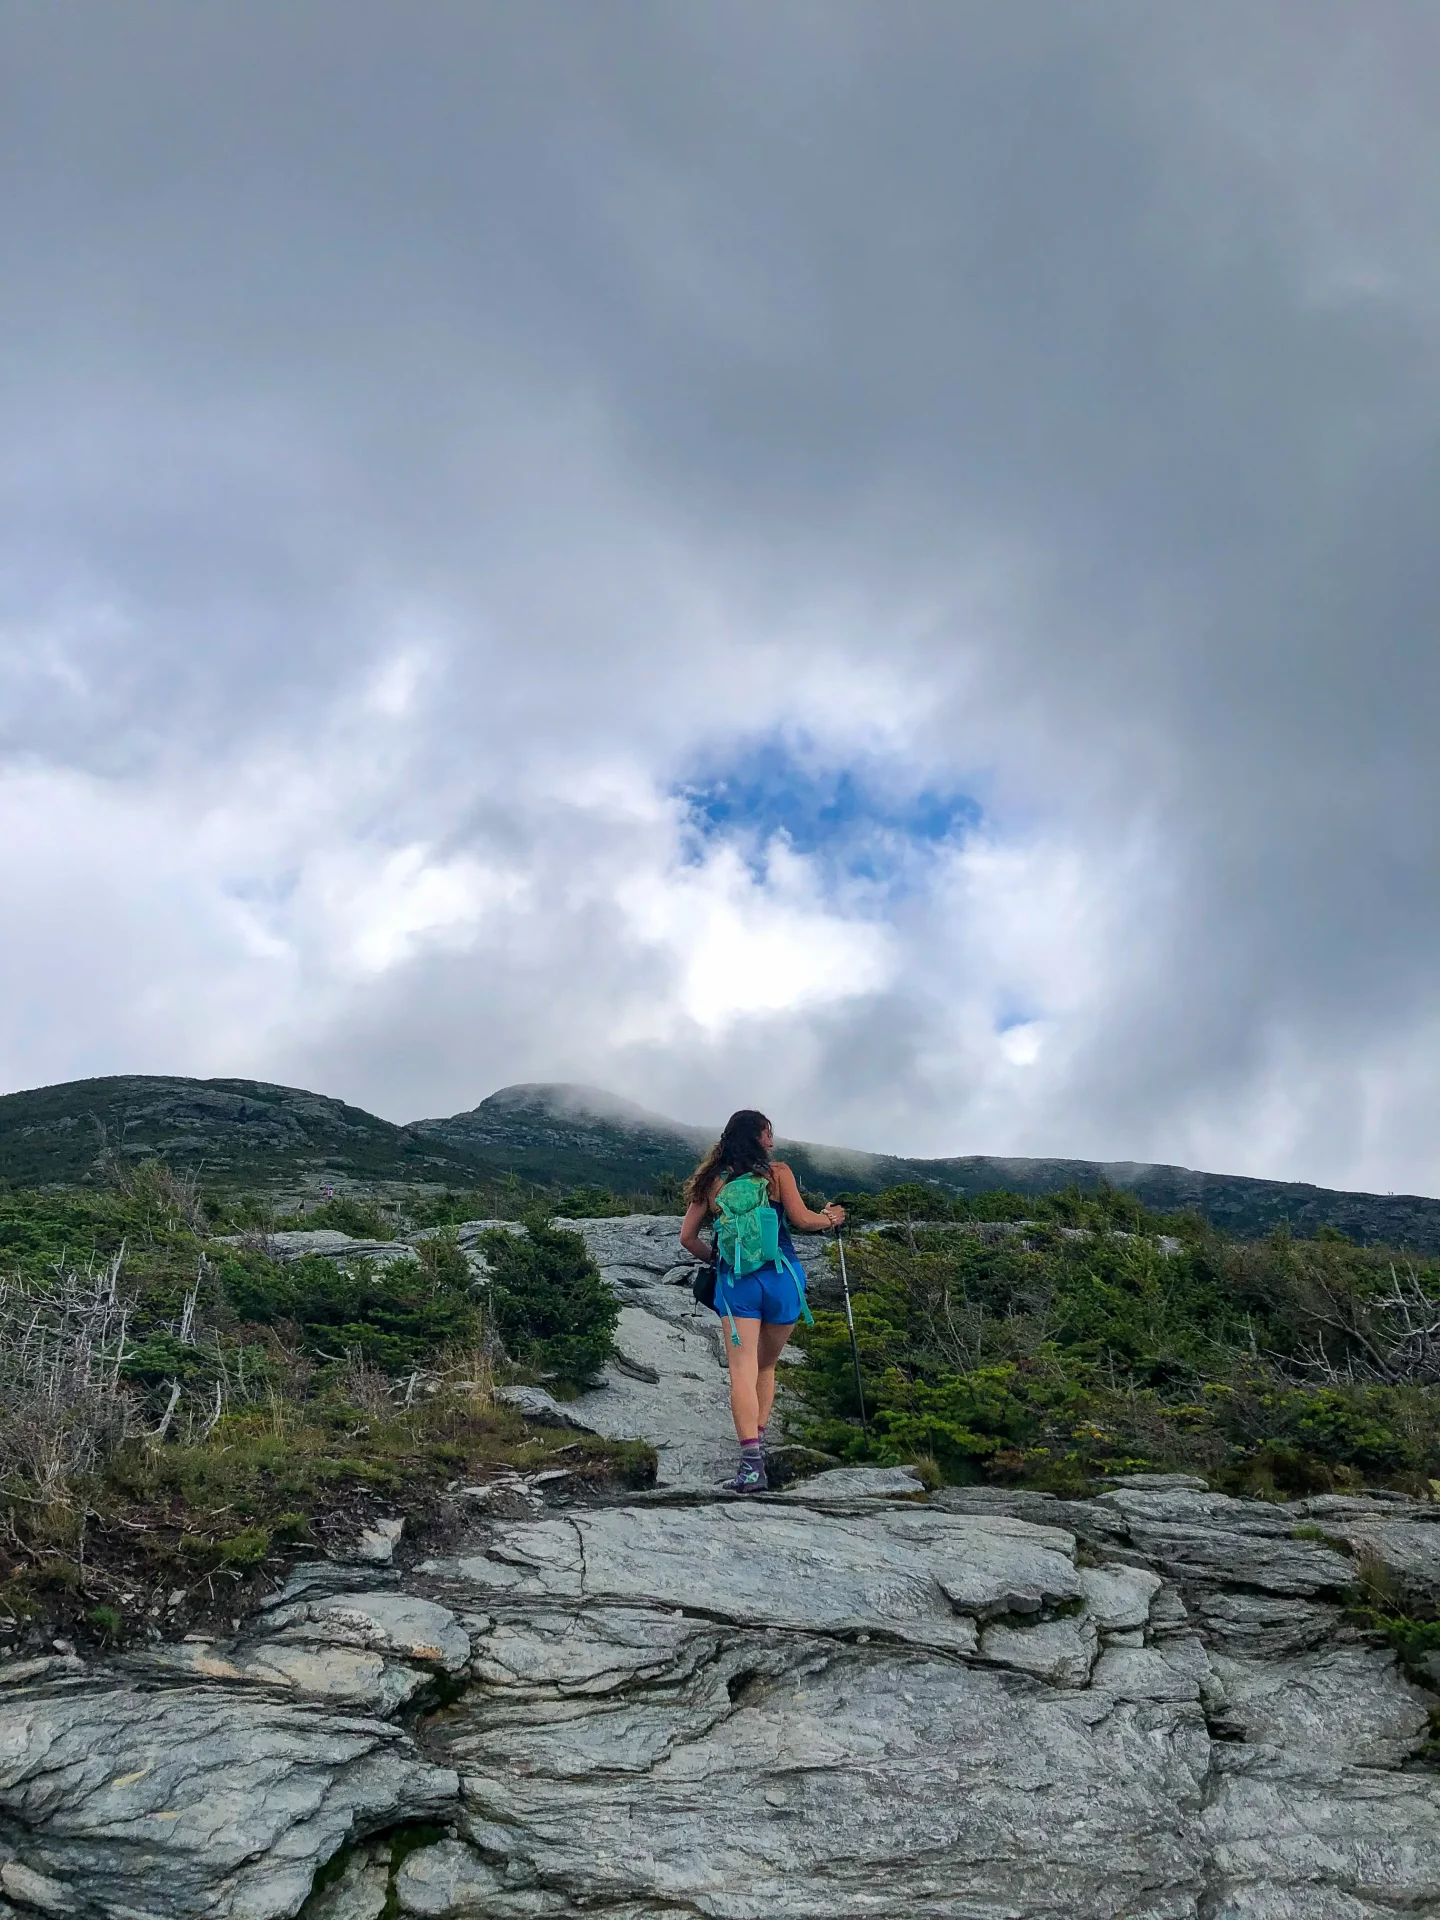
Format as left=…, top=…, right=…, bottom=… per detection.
left=414, top=1082, right=1440, bottom=1248
left=0, top=1075, right=487, bottom=1188
left=413, top=1082, right=713, bottom=1192
left=5, top=1073, right=1438, bottom=1249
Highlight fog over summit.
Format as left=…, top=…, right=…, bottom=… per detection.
left=3, top=4, right=1440, bottom=1192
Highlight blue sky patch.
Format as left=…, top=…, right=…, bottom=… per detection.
left=675, top=736, right=980, bottom=887
left=996, top=1006, right=1039, bottom=1033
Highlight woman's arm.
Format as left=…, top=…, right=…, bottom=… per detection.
left=771, top=1163, right=845, bottom=1233
left=679, top=1195, right=715, bottom=1265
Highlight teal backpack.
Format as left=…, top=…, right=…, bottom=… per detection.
left=706, top=1173, right=814, bottom=1347
left=714, top=1174, right=781, bottom=1275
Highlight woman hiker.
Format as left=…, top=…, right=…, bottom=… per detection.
left=679, top=1109, right=844, bottom=1493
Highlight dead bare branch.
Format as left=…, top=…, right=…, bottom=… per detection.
left=0, top=1252, right=140, bottom=1502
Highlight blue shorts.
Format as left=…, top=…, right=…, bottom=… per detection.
left=713, top=1259, right=804, bottom=1326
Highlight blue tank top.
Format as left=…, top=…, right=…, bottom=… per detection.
left=773, top=1199, right=797, bottom=1260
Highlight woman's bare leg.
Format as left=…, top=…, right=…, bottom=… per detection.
left=724, top=1317, right=762, bottom=1440
left=755, top=1320, right=795, bottom=1435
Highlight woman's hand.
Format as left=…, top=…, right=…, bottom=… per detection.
left=817, top=1200, right=845, bottom=1229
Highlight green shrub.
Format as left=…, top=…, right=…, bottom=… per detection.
left=789, top=1221, right=1440, bottom=1490
left=217, top=1251, right=480, bottom=1373
left=280, top=1197, right=395, bottom=1240
left=875, top=1183, right=948, bottom=1223
left=828, top=1190, right=880, bottom=1223
left=479, top=1221, right=618, bottom=1384
left=412, top=1230, right=473, bottom=1291
left=407, top=1181, right=533, bottom=1227
left=871, top=1365, right=1046, bottom=1471
left=218, top=1525, right=272, bottom=1567
left=1283, top=1387, right=1413, bottom=1472
left=558, top=1186, right=631, bottom=1219
left=120, top=1330, right=221, bottom=1396
left=958, top=1189, right=1036, bottom=1222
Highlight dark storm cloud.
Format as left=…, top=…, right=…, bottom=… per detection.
left=2, top=1, right=1438, bottom=1189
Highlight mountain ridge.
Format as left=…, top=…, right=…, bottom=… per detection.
left=0, top=1074, right=488, bottom=1189
left=415, top=1081, right=1440, bottom=1245
left=3, top=1071, right=1439, bottom=1247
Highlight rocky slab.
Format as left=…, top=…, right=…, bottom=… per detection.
left=567, top=1293, right=738, bottom=1488
left=0, top=1676, right=456, bottom=1919
left=436, top=1644, right=1212, bottom=1919
left=428, top=1501, right=1083, bottom=1651
left=3, top=1371, right=1440, bottom=1919
left=1209, top=1645, right=1433, bottom=1768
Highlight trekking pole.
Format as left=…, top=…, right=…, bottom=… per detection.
left=834, top=1226, right=868, bottom=1434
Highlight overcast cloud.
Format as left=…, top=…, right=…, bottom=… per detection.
left=3, top=1, right=1439, bottom=1191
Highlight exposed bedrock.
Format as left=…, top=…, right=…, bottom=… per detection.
left=2, top=1218, right=1438, bottom=1918
left=3, top=1482, right=1438, bottom=1919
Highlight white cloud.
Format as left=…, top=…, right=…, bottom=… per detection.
left=997, top=1023, right=1045, bottom=1068
left=3, top=4, right=1440, bottom=1194
left=0, top=766, right=298, bottom=1082
left=365, top=647, right=431, bottom=720
left=618, top=840, right=895, bottom=1036
left=323, top=845, right=528, bottom=976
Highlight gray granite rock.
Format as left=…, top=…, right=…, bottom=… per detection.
left=1188, top=1588, right=1345, bottom=1657
left=1091, top=1642, right=1205, bottom=1703
left=396, top=1480, right=1440, bottom=1918
left=1104, top=1473, right=1211, bottom=1492
left=467, top=1605, right=719, bottom=1698
left=216, top=1230, right=418, bottom=1268
left=1208, top=1646, right=1432, bottom=1767
left=394, top=1836, right=508, bottom=1915
left=1076, top=1563, right=1163, bottom=1632
left=980, top=1611, right=1098, bottom=1685
left=931, top=1483, right=1132, bottom=1547
left=495, top=1385, right=604, bottom=1432
left=260, top=1561, right=401, bottom=1610
left=440, top=1642, right=1212, bottom=1919
left=1307, top=1513, right=1440, bottom=1604
left=264, top=1591, right=470, bottom=1672
left=304, top=1841, right=391, bottom=1920
left=127, top=1637, right=428, bottom=1715
left=555, top=1216, right=688, bottom=1273
left=1201, top=1743, right=1440, bottom=1918
left=0, top=1678, right=457, bottom=1918
left=775, top=1464, right=927, bottom=1502
left=352, top=1517, right=405, bottom=1566
left=565, top=1294, right=736, bottom=1487
left=0, top=1656, right=86, bottom=1690
left=427, top=1502, right=1082, bottom=1649
left=1095, top=1488, right=1356, bottom=1595
left=4, top=1293, right=1440, bottom=1920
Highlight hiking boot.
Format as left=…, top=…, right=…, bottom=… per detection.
left=723, top=1456, right=768, bottom=1494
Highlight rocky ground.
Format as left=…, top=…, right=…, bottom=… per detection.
left=3, top=1218, right=1438, bottom=1920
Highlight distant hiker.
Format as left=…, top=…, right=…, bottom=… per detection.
left=679, top=1109, right=844, bottom=1493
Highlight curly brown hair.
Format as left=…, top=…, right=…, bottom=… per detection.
left=684, top=1109, right=772, bottom=1207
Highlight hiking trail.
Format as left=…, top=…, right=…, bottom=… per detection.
left=3, top=1215, right=1439, bottom=1920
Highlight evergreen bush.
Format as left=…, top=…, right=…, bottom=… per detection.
left=791, top=1218, right=1440, bottom=1490
left=478, top=1219, right=618, bottom=1384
